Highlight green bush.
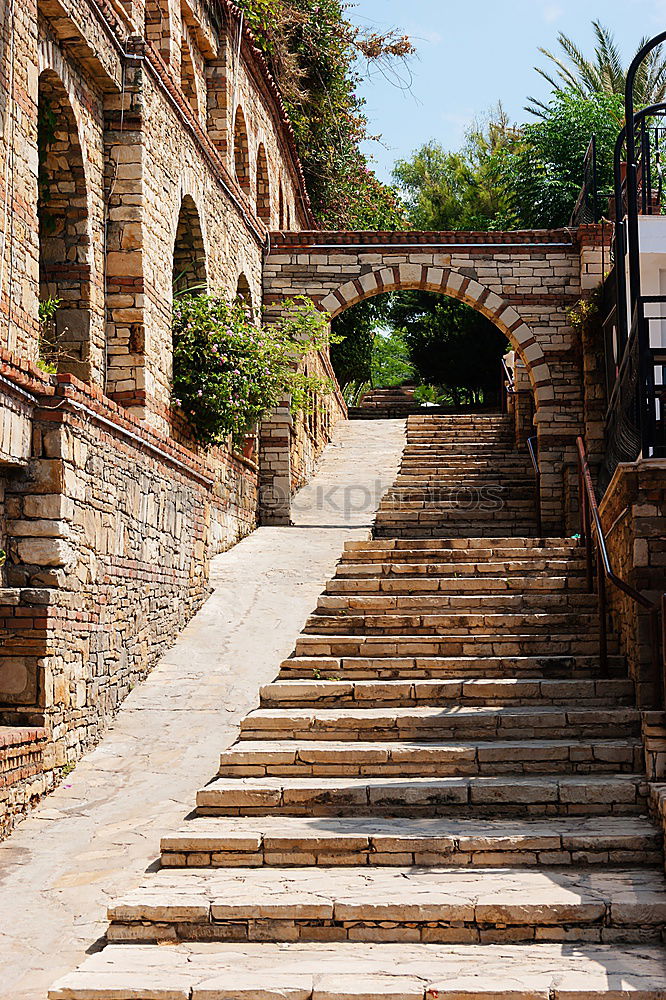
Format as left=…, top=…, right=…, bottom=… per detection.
left=172, top=294, right=336, bottom=447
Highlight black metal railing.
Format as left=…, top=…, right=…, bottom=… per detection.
left=526, top=436, right=542, bottom=537
left=602, top=295, right=666, bottom=488
left=570, top=137, right=600, bottom=226
left=578, top=436, right=665, bottom=701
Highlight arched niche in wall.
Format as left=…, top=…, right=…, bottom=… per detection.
left=172, top=194, right=208, bottom=296
left=38, top=69, right=92, bottom=381
left=255, top=143, right=271, bottom=224
left=236, top=272, right=254, bottom=320
left=278, top=182, right=285, bottom=229
left=233, top=106, right=251, bottom=195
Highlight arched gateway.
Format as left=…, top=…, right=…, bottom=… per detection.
left=262, top=226, right=609, bottom=530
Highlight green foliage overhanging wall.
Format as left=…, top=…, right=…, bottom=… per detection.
left=233, top=0, right=411, bottom=228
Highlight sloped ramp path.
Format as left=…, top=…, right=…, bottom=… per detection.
left=0, top=419, right=405, bottom=1000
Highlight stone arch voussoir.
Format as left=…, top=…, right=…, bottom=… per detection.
left=319, top=265, right=555, bottom=411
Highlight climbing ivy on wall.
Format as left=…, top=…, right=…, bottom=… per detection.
left=233, top=0, right=411, bottom=228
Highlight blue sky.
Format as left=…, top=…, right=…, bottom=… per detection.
left=354, top=0, right=666, bottom=182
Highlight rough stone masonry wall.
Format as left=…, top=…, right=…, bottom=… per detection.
left=0, top=365, right=258, bottom=768
left=599, top=460, right=666, bottom=711
left=0, top=0, right=340, bottom=836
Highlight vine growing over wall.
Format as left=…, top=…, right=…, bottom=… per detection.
left=234, top=0, right=412, bottom=228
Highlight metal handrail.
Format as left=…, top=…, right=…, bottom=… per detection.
left=577, top=436, right=664, bottom=694
left=526, top=436, right=542, bottom=537
left=501, top=357, right=515, bottom=395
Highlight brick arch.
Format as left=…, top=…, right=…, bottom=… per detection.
left=318, top=264, right=555, bottom=410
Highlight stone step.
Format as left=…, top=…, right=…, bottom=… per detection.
left=373, top=527, right=541, bottom=540
left=294, top=634, right=615, bottom=658
left=316, top=594, right=598, bottom=613
left=47, top=940, right=666, bottom=999
left=377, top=502, right=537, bottom=514
left=278, top=654, right=625, bottom=679
left=335, top=560, right=586, bottom=577
left=160, top=815, right=661, bottom=869
left=379, top=489, right=537, bottom=501
left=328, top=577, right=588, bottom=595
left=105, top=866, right=666, bottom=944
left=343, top=538, right=579, bottom=551
left=393, top=477, right=535, bottom=487
left=259, top=677, right=634, bottom=708
left=195, top=773, right=647, bottom=817
left=304, top=612, right=600, bottom=636
left=217, top=737, right=643, bottom=777
left=238, top=706, right=640, bottom=742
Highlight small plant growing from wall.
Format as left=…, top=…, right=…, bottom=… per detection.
left=172, top=294, right=337, bottom=447
left=37, top=297, right=61, bottom=374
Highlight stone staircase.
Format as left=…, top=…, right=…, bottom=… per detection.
left=49, top=414, right=666, bottom=999
left=375, top=413, right=538, bottom=537
left=349, top=385, right=424, bottom=419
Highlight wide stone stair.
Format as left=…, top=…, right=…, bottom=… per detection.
left=49, top=413, right=666, bottom=999
left=375, top=413, right=538, bottom=537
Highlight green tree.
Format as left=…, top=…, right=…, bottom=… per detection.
left=330, top=299, right=384, bottom=393
left=392, top=109, right=516, bottom=231
left=500, top=90, right=624, bottom=228
left=529, top=20, right=666, bottom=117
left=371, top=328, right=415, bottom=388
left=389, top=293, right=507, bottom=405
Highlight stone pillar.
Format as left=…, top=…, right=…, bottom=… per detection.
left=513, top=358, right=534, bottom=446
left=206, top=56, right=228, bottom=156
left=259, top=400, right=292, bottom=525
left=599, top=458, right=666, bottom=708
left=103, top=66, right=147, bottom=417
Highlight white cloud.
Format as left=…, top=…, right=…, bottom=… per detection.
left=542, top=3, right=564, bottom=22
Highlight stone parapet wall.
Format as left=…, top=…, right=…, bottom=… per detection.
left=0, top=364, right=258, bottom=798
left=599, top=459, right=666, bottom=709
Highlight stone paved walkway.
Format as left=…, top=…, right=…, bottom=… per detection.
left=0, top=418, right=405, bottom=1000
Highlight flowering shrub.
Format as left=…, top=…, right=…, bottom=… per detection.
left=172, top=294, right=336, bottom=447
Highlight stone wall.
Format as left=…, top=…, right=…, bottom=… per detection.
left=599, top=459, right=666, bottom=710
left=264, top=228, right=610, bottom=532
left=0, top=0, right=339, bottom=836
left=0, top=360, right=258, bottom=831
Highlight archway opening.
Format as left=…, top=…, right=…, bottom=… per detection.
left=255, top=144, right=271, bottom=224
left=233, top=106, right=251, bottom=195
left=172, top=195, right=207, bottom=297
left=331, top=290, right=521, bottom=413
left=38, top=69, right=91, bottom=380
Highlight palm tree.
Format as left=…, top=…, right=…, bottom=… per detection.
left=527, top=21, right=666, bottom=117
